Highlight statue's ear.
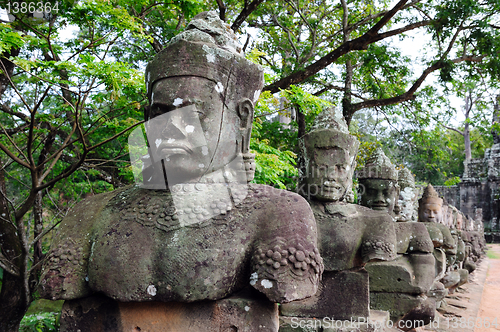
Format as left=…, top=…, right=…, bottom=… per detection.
left=143, top=105, right=150, bottom=122
left=237, top=98, right=254, bottom=130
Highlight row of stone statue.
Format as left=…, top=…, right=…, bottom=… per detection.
left=279, top=108, right=486, bottom=330
left=37, top=11, right=485, bottom=331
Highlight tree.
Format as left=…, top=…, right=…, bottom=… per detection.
left=0, top=0, right=172, bottom=329
left=222, top=0, right=500, bottom=127
left=441, top=62, right=499, bottom=163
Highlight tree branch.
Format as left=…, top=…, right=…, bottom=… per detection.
left=215, top=0, right=226, bottom=22
left=231, top=0, right=266, bottom=31
left=263, top=0, right=416, bottom=93
left=443, top=125, right=464, bottom=136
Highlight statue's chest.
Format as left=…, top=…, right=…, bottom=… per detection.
left=313, top=206, right=364, bottom=271
left=87, top=188, right=255, bottom=301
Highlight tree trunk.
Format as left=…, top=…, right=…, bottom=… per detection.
left=464, top=121, right=471, bottom=161
left=0, top=158, right=28, bottom=332
left=296, top=105, right=306, bottom=138
left=0, top=273, right=28, bottom=332
left=342, top=59, right=354, bottom=126
left=340, top=0, right=355, bottom=127
left=464, top=92, right=472, bottom=162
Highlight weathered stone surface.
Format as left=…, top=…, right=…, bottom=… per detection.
left=40, top=184, right=322, bottom=303
left=440, top=271, right=461, bottom=289
left=427, top=281, right=447, bottom=308
left=315, top=202, right=396, bottom=272
left=394, top=222, right=434, bottom=254
left=280, top=270, right=369, bottom=320
left=366, top=254, right=435, bottom=294
left=60, top=290, right=279, bottom=332
left=370, top=292, right=435, bottom=325
left=396, top=167, right=419, bottom=222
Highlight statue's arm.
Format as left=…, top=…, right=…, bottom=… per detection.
left=249, top=189, right=323, bottom=303
left=361, top=213, right=397, bottom=263
left=38, top=189, right=119, bottom=300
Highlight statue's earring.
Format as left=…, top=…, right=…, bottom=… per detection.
left=237, top=98, right=255, bottom=183
left=243, top=153, right=256, bottom=183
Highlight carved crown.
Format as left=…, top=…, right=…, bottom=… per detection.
left=145, top=11, right=264, bottom=107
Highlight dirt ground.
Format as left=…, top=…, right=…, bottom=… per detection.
left=416, top=244, right=495, bottom=332
left=474, top=244, right=500, bottom=332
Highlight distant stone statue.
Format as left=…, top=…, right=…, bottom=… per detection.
left=39, top=11, right=323, bottom=331
left=357, top=147, right=400, bottom=218
left=417, top=184, right=466, bottom=298
left=396, top=167, right=419, bottom=222
left=356, top=150, right=436, bottom=325
left=281, top=108, right=397, bottom=321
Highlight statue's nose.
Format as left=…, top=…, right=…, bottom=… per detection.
left=161, top=119, right=186, bottom=140
left=375, top=190, right=385, bottom=203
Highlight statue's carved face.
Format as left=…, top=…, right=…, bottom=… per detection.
left=146, top=76, right=240, bottom=184
left=360, top=179, right=398, bottom=214
left=419, top=203, right=443, bottom=223
left=306, top=147, right=352, bottom=201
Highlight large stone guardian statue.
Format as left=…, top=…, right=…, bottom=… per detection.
left=280, top=109, right=397, bottom=326
left=39, top=12, right=323, bottom=332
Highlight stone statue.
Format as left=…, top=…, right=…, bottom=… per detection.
left=357, top=147, right=399, bottom=218
left=417, top=184, right=469, bottom=301
left=280, top=108, right=397, bottom=321
left=39, top=12, right=323, bottom=331
left=418, top=184, right=456, bottom=269
left=396, top=167, right=419, bottom=222
left=358, top=150, right=436, bottom=325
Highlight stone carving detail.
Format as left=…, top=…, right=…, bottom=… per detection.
left=252, top=237, right=323, bottom=282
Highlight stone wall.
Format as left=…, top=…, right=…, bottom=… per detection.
left=432, top=143, right=500, bottom=242
left=434, top=185, right=460, bottom=209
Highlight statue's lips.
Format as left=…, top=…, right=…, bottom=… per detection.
left=371, top=204, right=389, bottom=210
left=159, top=144, right=192, bottom=155
left=323, top=185, right=341, bottom=192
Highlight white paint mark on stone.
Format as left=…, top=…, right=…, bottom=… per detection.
left=244, top=306, right=250, bottom=312
left=215, top=82, right=224, bottom=93
left=148, top=176, right=153, bottom=182
left=185, top=125, right=195, bottom=133
left=151, top=91, right=155, bottom=102
left=250, top=272, right=258, bottom=285
left=261, top=279, right=273, bottom=289
left=202, top=146, right=209, bottom=155
left=199, top=164, right=205, bottom=168
left=147, top=285, right=157, bottom=296
left=155, top=138, right=162, bottom=148
left=173, top=98, right=183, bottom=106
left=167, top=138, right=175, bottom=144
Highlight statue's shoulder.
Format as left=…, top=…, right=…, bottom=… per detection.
left=326, top=202, right=392, bottom=221
left=246, top=183, right=313, bottom=217
left=57, top=185, right=134, bottom=234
